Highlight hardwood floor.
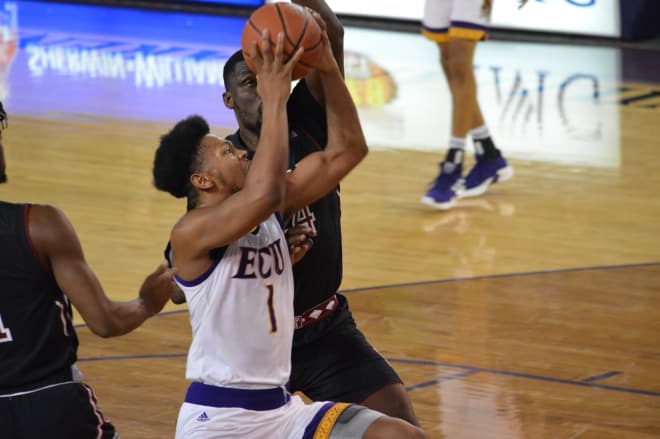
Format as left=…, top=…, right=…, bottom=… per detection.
left=2, top=105, right=659, bottom=437
left=2, top=3, right=660, bottom=435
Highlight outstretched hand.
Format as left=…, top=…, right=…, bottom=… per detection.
left=139, top=260, right=178, bottom=315
left=171, top=284, right=186, bottom=304
left=286, top=224, right=316, bottom=265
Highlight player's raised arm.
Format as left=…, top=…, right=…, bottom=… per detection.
left=295, top=0, right=345, bottom=105
left=153, top=32, right=303, bottom=279
left=281, top=29, right=367, bottom=219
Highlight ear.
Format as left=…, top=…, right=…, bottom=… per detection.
left=223, top=91, right=234, bottom=110
left=190, top=172, right=214, bottom=190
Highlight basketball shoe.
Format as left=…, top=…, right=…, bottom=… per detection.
left=421, top=161, right=463, bottom=210
left=459, top=155, right=514, bottom=198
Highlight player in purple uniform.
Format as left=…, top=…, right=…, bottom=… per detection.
left=154, top=26, right=425, bottom=439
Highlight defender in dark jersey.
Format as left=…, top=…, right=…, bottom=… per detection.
left=0, top=201, right=177, bottom=439
left=221, top=1, right=419, bottom=425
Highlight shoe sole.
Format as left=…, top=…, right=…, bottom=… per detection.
left=459, top=165, right=514, bottom=199
left=420, top=195, right=456, bottom=210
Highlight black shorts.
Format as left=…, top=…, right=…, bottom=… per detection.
left=290, top=295, right=402, bottom=403
left=0, top=382, right=117, bottom=439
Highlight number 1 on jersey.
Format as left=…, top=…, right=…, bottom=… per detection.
left=0, top=312, right=13, bottom=343
left=265, top=284, right=278, bottom=333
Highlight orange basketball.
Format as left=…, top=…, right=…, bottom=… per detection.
left=241, top=2, right=323, bottom=80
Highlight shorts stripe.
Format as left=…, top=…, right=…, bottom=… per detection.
left=313, top=403, right=351, bottom=439
left=450, top=20, right=489, bottom=31
left=0, top=380, right=75, bottom=398
left=302, top=402, right=350, bottom=439
left=422, top=27, right=450, bottom=43
left=422, top=22, right=488, bottom=42
left=302, top=402, right=333, bottom=439
left=449, top=20, right=489, bottom=41
left=301, top=402, right=350, bottom=439
left=82, top=383, right=105, bottom=439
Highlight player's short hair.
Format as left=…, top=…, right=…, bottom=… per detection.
left=153, top=115, right=210, bottom=199
left=223, top=50, right=245, bottom=90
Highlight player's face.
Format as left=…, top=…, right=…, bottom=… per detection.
left=224, top=61, right=263, bottom=135
left=200, top=135, right=250, bottom=192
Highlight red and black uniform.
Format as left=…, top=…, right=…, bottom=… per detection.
left=226, top=81, right=401, bottom=403
left=0, top=201, right=116, bottom=439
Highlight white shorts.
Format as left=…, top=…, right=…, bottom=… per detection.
left=176, top=393, right=350, bottom=438
left=422, top=0, right=492, bottom=43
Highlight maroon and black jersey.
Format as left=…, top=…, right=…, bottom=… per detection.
left=228, top=83, right=402, bottom=403
left=227, top=81, right=343, bottom=319
left=0, top=202, right=78, bottom=394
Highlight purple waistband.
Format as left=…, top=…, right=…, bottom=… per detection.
left=185, top=382, right=291, bottom=411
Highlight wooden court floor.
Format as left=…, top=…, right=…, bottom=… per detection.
left=1, top=90, right=660, bottom=437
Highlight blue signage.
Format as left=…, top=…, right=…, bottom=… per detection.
left=3, top=0, right=249, bottom=126
left=535, top=0, right=596, bottom=6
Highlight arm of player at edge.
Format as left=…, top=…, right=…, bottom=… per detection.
left=280, top=28, right=367, bottom=219
left=29, top=204, right=178, bottom=338
left=293, top=0, right=344, bottom=105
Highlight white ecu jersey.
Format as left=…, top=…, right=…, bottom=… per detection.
left=175, top=214, right=294, bottom=389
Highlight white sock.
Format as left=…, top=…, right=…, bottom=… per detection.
left=470, top=125, right=490, bottom=140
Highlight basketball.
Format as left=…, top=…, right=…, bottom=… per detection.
left=241, top=2, right=323, bottom=80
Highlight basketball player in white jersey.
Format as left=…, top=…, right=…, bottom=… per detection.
left=152, top=25, right=427, bottom=439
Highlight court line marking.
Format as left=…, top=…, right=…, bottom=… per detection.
left=76, top=353, right=660, bottom=399
left=581, top=371, right=622, bottom=383
left=73, top=261, right=660, bottom=329
left=390, top=358, right=660, bottom=398
left=405, top=371, right=479, bottom=391
left=74, top=262, right=659, bottom=397
left=340, top=261, right=660, bottom=294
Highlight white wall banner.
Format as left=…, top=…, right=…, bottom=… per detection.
left=323, top=0, right=621, bottom=38
left=492, top=0, right=620, bottom=38
left=343, top=26, right=621, bottom=167
left=324, top=0, right=426, bottom=21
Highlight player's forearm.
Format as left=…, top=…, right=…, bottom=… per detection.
left=246, top=99, right=289, bottom=203
left=90, top=299, right=152, bottom=338
left=320, top=67, right=367, bottom=161
left=293, top=0, right=343, bottom=37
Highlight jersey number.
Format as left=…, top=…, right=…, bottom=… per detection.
left=0, top=312, right=13, bottom=343
left=265, top=284, right=278, bottom=333
left=291, top=206, right=317, bottom=235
